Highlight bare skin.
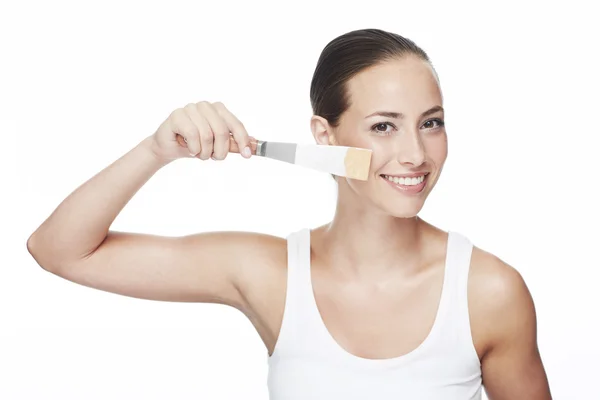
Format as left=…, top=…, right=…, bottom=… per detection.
left=27, top=56, right=551, bottom=399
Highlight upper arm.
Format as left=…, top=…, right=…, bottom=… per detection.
left=44, top=230, right=286, bottom=308
left=469, top=249, right=552, bottom=400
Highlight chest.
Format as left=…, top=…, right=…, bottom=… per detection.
left=247, top=255, right=485, bottom=362
left=309, top=264, right=445, bottom=360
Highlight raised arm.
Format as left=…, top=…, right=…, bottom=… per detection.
left=26, top=101, right=274, bottom=308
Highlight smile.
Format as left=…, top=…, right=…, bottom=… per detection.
left=380, top=173, right=429, bottom=194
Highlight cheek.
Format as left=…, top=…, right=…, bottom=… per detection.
left=339, top=127, right=371, bottom=148
left=367, top=141, right=395, bottom=170
left=423, top=134, right=448, bottom=164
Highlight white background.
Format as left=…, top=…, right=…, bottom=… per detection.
left=2, top=1, right=599, bottom=399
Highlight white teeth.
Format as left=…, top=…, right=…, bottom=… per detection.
left=384, top=174, right=426, bottom=186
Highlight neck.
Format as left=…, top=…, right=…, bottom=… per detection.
left=315, top=186, right=429, bottom=278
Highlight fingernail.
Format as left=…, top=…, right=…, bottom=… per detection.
left=243, top=146, right=251, bottom=157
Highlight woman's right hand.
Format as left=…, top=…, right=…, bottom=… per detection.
left=149, top=101, right=254, bottom=163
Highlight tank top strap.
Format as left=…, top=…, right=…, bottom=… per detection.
left=287, top=228, right=314, bottom=307
left=435, top=231, right=480, bottom=365
left=269, top=228, right=318, bottom=360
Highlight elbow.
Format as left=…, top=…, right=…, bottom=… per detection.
left=27, top=232, right=59, bottom=272
left=26, top=232, right=39, bottom=259
left=27, top=232, right=44, bottom=268
left=27, top=231, right=92, bottom=273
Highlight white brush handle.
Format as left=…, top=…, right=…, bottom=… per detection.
left=295, top=144, right=347, bottom=176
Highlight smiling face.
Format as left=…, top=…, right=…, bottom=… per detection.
left=311, top=55, right=448, bottom=218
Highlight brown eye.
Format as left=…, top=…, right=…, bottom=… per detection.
left=371, top=122, right=395, bottom=135
left=423, top=119, right=445, bottom=129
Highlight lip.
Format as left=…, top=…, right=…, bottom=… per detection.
left=380, top=173, right=429, bottom=194
left=380, top=172, right=430, bottom=178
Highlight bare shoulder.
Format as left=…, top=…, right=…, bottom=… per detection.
left=469, top=246, right=530, bottom=303
left=468, top=245, right=537, bottom=358
left=220, top=231, right=289, bottom=352
left=226, top=231, right=288, bottom=296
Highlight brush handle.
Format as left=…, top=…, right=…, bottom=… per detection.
left=175, top=134, right=262, bottom=155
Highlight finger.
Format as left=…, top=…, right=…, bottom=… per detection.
left=170, top=109, right=200, bottom=156
left=212, top=102, right=252, bottom=158
left=228, top=136, right=259, bottom=154
left=198, top=102, right=229, bottom=161
left=184, top=103, right=213, bottom=160
left=175, top=134, right=187, bottom=148
left=187, top=102, right=213, bottom=160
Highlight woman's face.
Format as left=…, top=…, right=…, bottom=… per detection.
left=314, top=56, right=448, bottom=218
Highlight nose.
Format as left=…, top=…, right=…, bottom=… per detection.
left=394, top=128, right=426, bottom=167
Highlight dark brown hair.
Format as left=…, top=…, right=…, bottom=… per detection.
left=310, top=29, right=431, bottom=127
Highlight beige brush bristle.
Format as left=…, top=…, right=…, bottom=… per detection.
left=344, top=148, right=372, bottom=180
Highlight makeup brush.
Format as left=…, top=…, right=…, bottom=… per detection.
left=176, top=134, right=373, bottom=180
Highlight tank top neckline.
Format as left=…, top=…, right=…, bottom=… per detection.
left=301, top=227, right=453, bottom=369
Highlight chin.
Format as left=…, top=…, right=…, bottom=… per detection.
left=381, top=202, right=425, bottom=219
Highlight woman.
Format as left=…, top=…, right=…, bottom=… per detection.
left=27, top=29, right=551, bottom=399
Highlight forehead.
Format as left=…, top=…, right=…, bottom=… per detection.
left=346, top=56, right=442, bottom=114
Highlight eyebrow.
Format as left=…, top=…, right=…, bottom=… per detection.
left=365, top=105, right=444, bottom=119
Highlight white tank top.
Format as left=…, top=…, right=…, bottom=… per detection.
left=267, top=228, right=483, bottom=399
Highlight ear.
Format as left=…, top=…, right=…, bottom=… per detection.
left=310, top=115, right=338, bottom=145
